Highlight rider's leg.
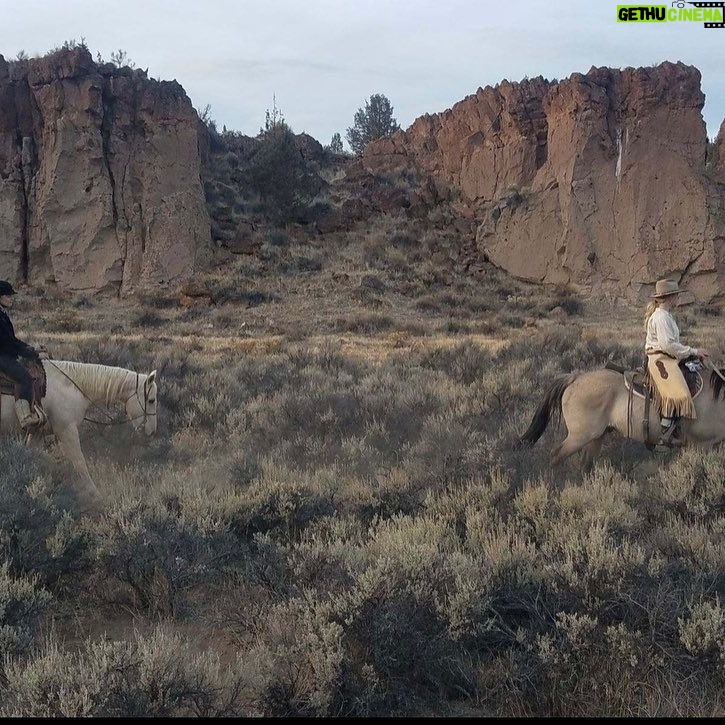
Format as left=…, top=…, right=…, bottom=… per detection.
left=0, top=358, right=41, bottom=429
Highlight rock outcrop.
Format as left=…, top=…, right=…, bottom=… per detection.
left=0, top=47, right=210, bottom=295
left=363, top=61, right=725, bottom=302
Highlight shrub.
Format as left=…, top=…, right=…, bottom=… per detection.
left=0, top=440, right=90, bottom=586
left=678, top=597, right=725, bottom=657
left=244, top=598, right=345, bottom=716
left=93, top=499, right=243, bottom=617
left=249, top=125, right=322, bottom=224
left=0, top=562, right=51, bottom=659
left=334, top=314, right=395, bottom=334
left=0, top=629, right=248, bottom=717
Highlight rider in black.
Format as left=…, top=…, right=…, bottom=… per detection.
left=0, top=280, right=42, bottom=428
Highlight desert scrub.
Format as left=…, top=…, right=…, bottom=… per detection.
left=4, top=322, right=725, bottom=716
left=334, top=313, right=395, bottom=334
left=0, top=440, right=90, bottom=586
left=678, top=597, right=725, bottom=659
left=654, top=447, right=725, bottom=518
left=0, top=562, right=51, bottom=658
left=92, top=496, right=244, bottom=617
left=227, top=462, right=338, bottom=540
left=0, top=629, right=249, bottom=717
left=243, top=597, right=346, bottom=716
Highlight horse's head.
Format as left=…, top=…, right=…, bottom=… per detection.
left=125, top=370, right=158, bottom=436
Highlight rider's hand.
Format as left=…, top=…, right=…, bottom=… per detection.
left=38, top=350, right=50, bottom=360
left=696, top=348, right=710, bottom=359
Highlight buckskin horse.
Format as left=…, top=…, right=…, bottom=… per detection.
left=0, top=360, right=158, bottom=514
left=517, top=362, right=725, bottom=467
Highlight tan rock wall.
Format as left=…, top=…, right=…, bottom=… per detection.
left=364, top=62, right=725, bottom=302
left=0, top=48, right=210, bottom=295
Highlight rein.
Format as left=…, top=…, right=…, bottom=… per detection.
left=47, top=361, right=153, bottom=428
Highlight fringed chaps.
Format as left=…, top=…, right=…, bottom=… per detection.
left=647, top=352, right=697, bottom=420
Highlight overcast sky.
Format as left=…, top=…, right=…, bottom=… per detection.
left=2, top=0, right=724, bottom=146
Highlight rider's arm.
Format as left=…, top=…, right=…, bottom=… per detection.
left=0, top=315, right=39, bottom=360
left=15, top=339, right=40, bottom=360
left=652, top=311, right=697, bottom=360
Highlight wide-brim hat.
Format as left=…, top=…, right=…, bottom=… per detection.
left=0, top=280, right=16, bottom=296
left=651, top=278, right=682, bottom=299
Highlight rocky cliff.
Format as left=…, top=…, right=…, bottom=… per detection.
left=0, top=47, right=210, bottom=295
left=363, top=61, right=725, bottom=302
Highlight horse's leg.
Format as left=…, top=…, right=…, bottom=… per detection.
left=580, top=434, right=606, bottom=473
left=551, top=433, right=597, bottom=467
left=54, top=423, right=103, bottom=514
left=551, top=372, right=614, bottom=467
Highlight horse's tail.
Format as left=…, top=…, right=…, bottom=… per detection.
left=516, top=373, right=578, bottom=448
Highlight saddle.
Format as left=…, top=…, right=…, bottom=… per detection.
left=605, top=358, right=703, bottom=449
left=619, top=363, right=703, bottom=401
left=0, top=359, right=47, bottom=403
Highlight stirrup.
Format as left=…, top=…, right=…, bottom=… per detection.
left=33, top=404, right=48, bottom=427
left=14, top=400, right=46, bottom=430
left=657, top=422, right=682, bottom=448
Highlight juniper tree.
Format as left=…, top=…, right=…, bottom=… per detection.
left=249, top=97, right=320, bottom=223
left=346, top=94, right=400, bottom=155
left=329, top=132, right=344, bottom=154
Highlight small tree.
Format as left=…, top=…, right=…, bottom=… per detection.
left=346, top=93, right=400, bottom=155
left=261, top=94, right=288, bottom=135
left=110, top=48, right=135, bottom=69
left=329, top=132, right=344, bottom=154
left=197, top=103, right=218, bottom=135
left=249, top=98, right=321, bottom=223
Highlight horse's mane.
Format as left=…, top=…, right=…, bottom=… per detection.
left=711, top=368, right=725, bottom=402
left=50, top=360, right=137, bottom=405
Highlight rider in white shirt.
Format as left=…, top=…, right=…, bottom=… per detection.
left=644, top=279, right=709, bottom=445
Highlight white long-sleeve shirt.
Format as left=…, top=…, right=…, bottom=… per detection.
left=645, top=307, right=697, bottom=360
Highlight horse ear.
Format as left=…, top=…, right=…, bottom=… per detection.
left=148, top=370, right=157, bottom=384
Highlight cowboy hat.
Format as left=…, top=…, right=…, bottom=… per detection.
left=0, top=280, right=16, bottom=296
left=651, top=278, right=682, bottom=299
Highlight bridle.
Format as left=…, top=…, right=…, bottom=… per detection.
left=122, top=371, right=157, bottom=429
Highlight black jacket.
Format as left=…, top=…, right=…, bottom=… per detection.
left=0, top=305, right=39, bottom=360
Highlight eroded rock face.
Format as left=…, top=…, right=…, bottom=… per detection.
left=364, top=62, right=725, bottom=302
left=0, top=48, right=210, bottom=295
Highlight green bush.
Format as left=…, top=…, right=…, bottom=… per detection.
left=249, top=125, right=323, bottom=224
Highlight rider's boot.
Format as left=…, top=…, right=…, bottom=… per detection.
left=14, top=398, right=42, bottom=429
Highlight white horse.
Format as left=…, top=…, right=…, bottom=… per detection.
left=0, top=360, right=158, bottom=513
